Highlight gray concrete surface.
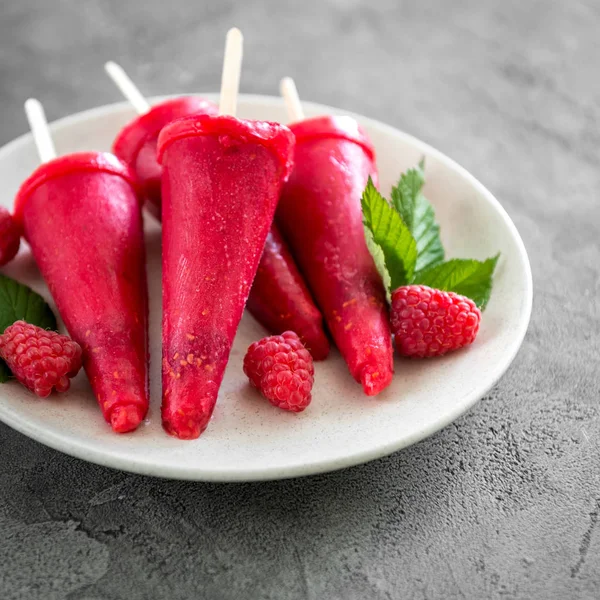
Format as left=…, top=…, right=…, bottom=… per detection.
left=1, top=0, right=599, bottom=598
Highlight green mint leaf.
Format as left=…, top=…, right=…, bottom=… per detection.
left=0, top=274, right=57, bottom=381
left=0, top=275, right=57, bottom=332
left=391, top=165, right=424, bottom=232
left=391, top=160, right=445, bottom=273
left=363, top=227, right=392, bottom=303
left=413, top=254, right=500, bottom=310
left=361, top=177, right=417, bottom=291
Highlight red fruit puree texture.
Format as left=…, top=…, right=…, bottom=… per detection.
left=277, top=115, right=394, bottom=396
left=113, top=99, right=327, bottom=358
left=14, top=152, right=149, bottom=433
left=157, top=114, right=295, bottom=439
left=113, top=97, right=218, bottom=219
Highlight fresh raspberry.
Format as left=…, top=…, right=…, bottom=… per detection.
left=243, top=331, right=314, bottom=412
left=0, top=207, right=21, bottom=266
left=390, top=285, right=481, bottom=358
left=0, top=321, right=83, bottom=397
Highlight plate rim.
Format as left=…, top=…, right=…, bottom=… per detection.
left=0, top=94, right=533, bottom=481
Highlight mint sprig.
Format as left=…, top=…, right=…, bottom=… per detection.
left=0, top=274, right=57, bottom=382
left=362, top=160, right=499, bottom=309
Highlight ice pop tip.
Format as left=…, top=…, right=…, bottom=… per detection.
left=305, top=334, right=330, bottom=361
left=360, top=361, right=393, bottom=397
left=162, top=410, right=209, bottom=440
left=104, top=60, right=150, bottom=115
left=296, top=323, right=330, bottom=361
left=24, top=98, right=57, bottom=164
left=280, top=77, right=305, bottom=123
left=110, top=403, right=145, bottom=433
left=219, top=27, right=244, bottom=117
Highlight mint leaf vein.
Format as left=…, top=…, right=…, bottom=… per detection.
left=391, top=160, right=444, bottom=273
left=361, top=177, right=417, bottom=290
left=414, top=255, right=500, bottom=309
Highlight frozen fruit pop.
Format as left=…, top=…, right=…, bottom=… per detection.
left=106, top=62, right=328, bottom=358
left=158, top=28, right=295, bottom=439
left=276, top=78, right=394, bottom=396
left=246, top=225, right=329, bottom=360
left=106, top=62, right=218, bottom=219
left=15, top=99, right=149, bottom=433
left=159, top=115, right=294, bottom=438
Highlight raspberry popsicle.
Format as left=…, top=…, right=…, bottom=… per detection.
left=246, top=225, right=329, bottom=360
left=106, top=62, right=218, bottom=219
left=106, top=61, right=328, bottom=358
left=15, top=99, right=149, bottom=433
left=158, top=29, right=295, bottom=439
left=277, top=78, right=394, bottom=396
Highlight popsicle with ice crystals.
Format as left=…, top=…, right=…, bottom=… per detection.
left=158, top=29, right=295, bottom=438
left=276, top=78, right=394, bottom=396
left=15, top=99, right=149, bottom=432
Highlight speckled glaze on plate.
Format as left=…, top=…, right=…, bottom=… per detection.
left=0, top=95, right=532, bottom=481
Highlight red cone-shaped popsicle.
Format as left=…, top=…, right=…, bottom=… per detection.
left=246, top=225, right=329, bottom=360
left=14, top=152, right=149, bottom=432
left=113, top=97, right=218, bottom=219
left=277, top=115, right=394, bottom=396
left=158, top=114, right=294, bottom=439
left=110, top=90, right=327, bottom=360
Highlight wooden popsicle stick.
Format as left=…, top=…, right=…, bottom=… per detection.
left=280, top=77, right=305, bottom=122
left=219, top=28, right=244, bottom=117
left=24, top=98, right=57, bottom=163
left=104, top=61, right=151, bottom=115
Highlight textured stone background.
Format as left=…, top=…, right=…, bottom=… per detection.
left=1, top=0, right=599, bottom=598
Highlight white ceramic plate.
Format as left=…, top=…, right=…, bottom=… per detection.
left=0, top=95, right=532, bottom=481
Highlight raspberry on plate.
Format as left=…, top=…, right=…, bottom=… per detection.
left=243, top=331, right=314, bottom=412
left=0, top=321, right=82, bottom=397
left=390, top=285, right=481, bottom=358
left=0, top=207, right=21, bottom=266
